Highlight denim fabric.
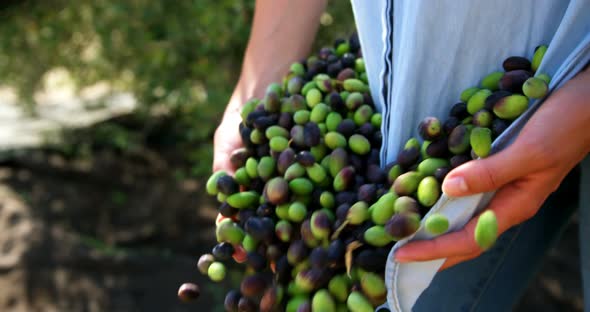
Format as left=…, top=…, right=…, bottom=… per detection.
left=580, top=156, right=590, bottom=312
left=350, top=0, right=590, bottom=311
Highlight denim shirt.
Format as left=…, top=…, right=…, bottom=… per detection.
left=350, top=0, right=590, bottom=310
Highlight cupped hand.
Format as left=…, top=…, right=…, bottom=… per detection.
left=395, top=68, right=590, bottom=270
left=213, top=108, right=244, bottom=175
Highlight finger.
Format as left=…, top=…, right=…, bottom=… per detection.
left=396, top=177, right=550, bottom=262
left=439, top=251, right=481, bottom=271
left=395, top=220, right=479, bottom=263
left=212, top=130, right=243, bottom=175
left=443, top=141, right=544, bottom=197
left=213, top=152, right=234, bottom=175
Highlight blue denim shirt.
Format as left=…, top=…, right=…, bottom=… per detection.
left=350, top=0, right=590, bottom=310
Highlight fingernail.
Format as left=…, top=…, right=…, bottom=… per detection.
left=443, top=176, right=468, bottom=194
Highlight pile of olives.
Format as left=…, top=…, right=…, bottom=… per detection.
left=179, top=35, right=550, bottom=312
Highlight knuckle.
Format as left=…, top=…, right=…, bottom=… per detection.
left=477, top=162, right=501, bottom=190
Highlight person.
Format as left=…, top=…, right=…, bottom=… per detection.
left=213, top=0, right=590, bottom=311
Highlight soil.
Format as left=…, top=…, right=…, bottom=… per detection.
left=0, top=148, right=583, bottom=311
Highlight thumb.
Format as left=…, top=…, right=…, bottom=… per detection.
left=442, top=142, right=535, bottom=196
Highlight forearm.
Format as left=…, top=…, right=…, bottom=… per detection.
left=223, top=0, right=327, bottom=124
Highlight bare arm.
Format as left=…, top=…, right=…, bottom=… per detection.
left=214, top=0, right=328, bottom=173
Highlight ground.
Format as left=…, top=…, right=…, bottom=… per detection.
left=0, top=148, right=583, bottom=311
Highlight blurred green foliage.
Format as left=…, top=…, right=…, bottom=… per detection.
left=0, top=1, right=354, bottom=176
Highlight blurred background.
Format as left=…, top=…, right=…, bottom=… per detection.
left=0, top=1, right=583, bottom=311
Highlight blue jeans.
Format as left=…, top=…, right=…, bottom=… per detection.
left=412, top=159, right=587, bottom=312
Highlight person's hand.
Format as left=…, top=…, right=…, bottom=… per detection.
left=395, top=67, right=590, bottom=270
left=213, top=105, right=244, bottom=175
left=210, top=0, right=328, bottom=174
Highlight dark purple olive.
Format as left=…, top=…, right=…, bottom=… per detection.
left=336, top=203, right=351, bottom=222
left=246, top=111, right=267, bottom=127
left=385, top=212, right=420, bottom=240
left=326, top=54, right=339, bottom=64
left=499, top=70, right=531, bottom=93
left=450, top=154, right=471, bottom=168
left=443, top=117, right=460, bottom=135
left=256, top=144, right=271, bottom=158
left=327, top=92, right=346, bottom=112
left=319, top=47, right=333, bottom=60
left=224, top=290, right=241, bottom=312
left=308, top=59, right=327, bottom=75
left=363, top=92, right=374, bottom=106
left=276, top=256, right=292, bottom=285
left=238, top=209, right=256, bottom=225
left=357, top=184, right=377, bottom=203
left=426, top=138, right=449, bottom=158
left=212, top=242, right=235, bottom=261
left=397, top=147, right=420, bottom=168
left=434, top=166, right=451, bottom=182
left=217, top=175, right=239, bottom=195
left=240, top=126, right=254, bottom=147
left=347, top=33, right=360, bottom=53
left=327, top=61, right=343, bottom=77
left=341, top=52, right=356, bottom=68
left=492, top=118, right=511, bottom=137
left=238, top=297, right=257, bottom=312
left=354, top=249, right=387, bottom=272
left=357, top=123, right=376, bottom=138
left=366, top=164, right=386, bottom=184
left=449, top=102, right=469, bottom=119
left=219, top=202, right=238, bottom=218
left=230, top=148, right=251, bottom=169
left=250, top=178, right=266, bottom=193
left=253, top=116, right=277, bottom=130
left=278, top=112, right=294, bottom=129
left=240, top=274, right=268, bottom=298
left=247, top=252, right=267, bottom=272
left=310, top=247, right=329, bottom=269
left=336, top=119, right=356, bottom=138
left=296, top=151, right=316, bottom=167
left=503, top=56, right=532, bottom=72
left=256, top=203, right=274, bottom=217
left=372, top=131, right=383, bottom=147
left=367, top=148, right=381, bottom=166
left=337, top=67, right=356, bottom=81
left=287, top=240, right=309, bottom=265
left=336, top=192, right=357, bottom=206
left=326, top=239, right=346, bottom=268
left=178, top=283, right=200, bottom=302
left=303, top=123, right=321, bottom=147
left=245, top=217, right=275, bottom=242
